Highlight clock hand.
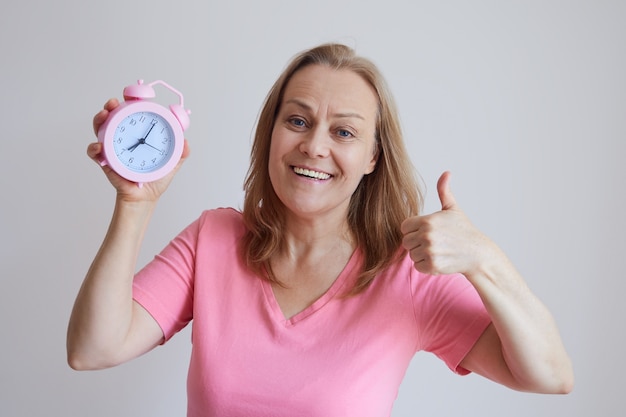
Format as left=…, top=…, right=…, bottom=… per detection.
left=127, top=140, right=142, bottom=152
left=142, top=123, right=156, bottom=140
left=144, top=142, right=164, bottom=154
left=127, top=122, right=157, bottom=152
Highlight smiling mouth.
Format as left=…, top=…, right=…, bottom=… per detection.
left=292, top=166, right=332, bottom=180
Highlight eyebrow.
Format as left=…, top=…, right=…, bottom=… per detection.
left=283, top=98, right=366, bottom=120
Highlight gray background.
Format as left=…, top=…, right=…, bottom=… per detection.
left=1, top=1, right=623, bottom=416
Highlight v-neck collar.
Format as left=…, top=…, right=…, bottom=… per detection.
left=260, top=249, right=362, bottom=327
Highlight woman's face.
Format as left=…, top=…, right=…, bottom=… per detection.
left=268, top=64, right=379, bottom=222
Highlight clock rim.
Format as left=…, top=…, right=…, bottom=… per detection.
left=97, top=100, right=185, bottom=183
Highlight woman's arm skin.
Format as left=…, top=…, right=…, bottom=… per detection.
left=401, top=172, right=574, bottom=394
left=66, top=99, right=189, bottom=370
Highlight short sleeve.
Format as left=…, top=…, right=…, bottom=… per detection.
left=411, top=269, right=492, bottom=375
left=132, top=216, right=200, bottom=342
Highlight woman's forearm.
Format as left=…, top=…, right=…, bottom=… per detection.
left=464, top=243, right=574, bottom=393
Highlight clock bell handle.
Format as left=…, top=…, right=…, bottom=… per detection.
left=148, top=80, right=191, bottom=131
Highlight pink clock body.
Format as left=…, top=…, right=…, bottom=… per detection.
left=97, top=80, right=190, bottom=185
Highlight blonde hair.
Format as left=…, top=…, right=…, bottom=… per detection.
left=242, top=43, right=423, bottom=293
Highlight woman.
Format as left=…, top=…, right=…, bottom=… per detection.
left=67, top=43, right=573, bottom=416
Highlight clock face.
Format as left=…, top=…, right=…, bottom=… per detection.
left=111, top=111, right=176, bottom=173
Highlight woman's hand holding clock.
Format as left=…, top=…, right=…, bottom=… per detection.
left=88, top=98, right=190, bottom=203
left=68, top=83, right=191, bottom=369
left=70, top=98, right=189, bottom=367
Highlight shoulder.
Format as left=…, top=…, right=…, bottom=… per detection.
left=180, top=208, right=246, bottom=257
left=196, top=208, right=246, bottom=236
left=376, top=251, right=481, bottom=310
left=198, top=207, right=243, bottom=222
left=385, top=252, right=473, bottom=294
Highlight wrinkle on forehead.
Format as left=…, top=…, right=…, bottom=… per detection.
left=281, top=66, right=378, bottom=128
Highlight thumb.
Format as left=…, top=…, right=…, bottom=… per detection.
left=437, top=171, right=458, bottom=211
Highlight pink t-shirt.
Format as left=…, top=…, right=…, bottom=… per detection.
left=133, top=208, right=491, bottom=417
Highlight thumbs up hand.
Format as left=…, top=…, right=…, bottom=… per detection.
left=401, top=171, right=493, bottom=276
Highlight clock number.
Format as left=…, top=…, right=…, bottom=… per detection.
left=151, top=119, right=158, bottom=125
left=139, top=115, right=146, bottom=123
left=120, top=126, right=126, bottom=133
left=128, top=157, right=134, bottom=164
left=129, top=119, right=137, bottom=126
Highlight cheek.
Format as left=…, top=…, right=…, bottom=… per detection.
left=268, top=128, right=289, bottom=158
left=267, top=136, right=286, bottom=184
left=365, top=150, right=378, bottom=174
left=350, top=146, right=378, bottom=176
left=268, top=138, right=284, bottom=166
left=267, top=143, right=278, bottom=180
left=362, top=140, right=379, bottom=173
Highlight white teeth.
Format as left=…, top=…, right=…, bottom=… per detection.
left=293, top=166, right=331, bottom=180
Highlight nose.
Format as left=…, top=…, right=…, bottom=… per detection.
left=299, top=126, right=330, bottom=158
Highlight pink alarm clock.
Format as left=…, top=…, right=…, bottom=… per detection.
left=97, top=79, right=190, bottom=185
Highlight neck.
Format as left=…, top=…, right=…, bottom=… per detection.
left=279, top=211, right=354, bottom=261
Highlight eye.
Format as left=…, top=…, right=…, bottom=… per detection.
left=336, top=128, right=355, bottom=139
left=288, top=117, right=307, bottom=128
